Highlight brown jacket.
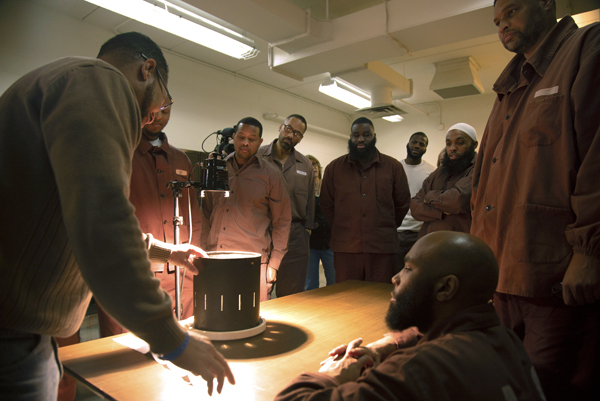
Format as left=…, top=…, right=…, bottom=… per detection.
left=471, top=17, right=600, bottom=297
left=410, top=154, right=476, bottom=238
left=275, top=304, right=546, bottom=401
left=320, top=150, right=410, bottom=254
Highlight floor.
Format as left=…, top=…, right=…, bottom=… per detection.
left=72, top=263, right=328, bottom=400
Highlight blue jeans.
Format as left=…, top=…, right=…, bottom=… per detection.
left=0, top=329, right=61, bottom=401
left=306, top=248, right=335, bottom=290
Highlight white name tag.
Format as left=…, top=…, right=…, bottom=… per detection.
left=534, top=86, right=559, bottom=98
left=176, top=169, right=187, bottom=176
left=296, top=170, right=307, bottom=176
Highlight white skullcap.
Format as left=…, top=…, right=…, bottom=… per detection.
left=446, top=123, right=477, bottom=142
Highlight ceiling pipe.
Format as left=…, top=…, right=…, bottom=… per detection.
left=268, top=8, right=312, bottom=79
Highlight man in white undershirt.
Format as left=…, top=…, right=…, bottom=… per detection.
left=396, top=132, right=435, bottom=272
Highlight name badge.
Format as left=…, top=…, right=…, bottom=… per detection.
left=534, top=86, right=559, bottom=98
left=296, top=170, right=307, bottom=176
left=176, top=169, right=187, bottom=176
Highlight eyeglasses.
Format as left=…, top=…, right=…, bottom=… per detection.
left=141, top=53, right=173, bottom=110
left=282, top=124, right=304, bottom=139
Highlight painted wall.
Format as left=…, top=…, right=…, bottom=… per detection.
left=0, top=0, right=496, bottom=170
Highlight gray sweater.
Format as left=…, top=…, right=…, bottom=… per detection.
left=0, top=57, right=185, bottom=354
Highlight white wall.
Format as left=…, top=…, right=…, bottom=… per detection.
left=375, top=95, right=496, bottom=167
left=0, top=0, right=497, bottom=169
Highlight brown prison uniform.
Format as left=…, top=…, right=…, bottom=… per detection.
left=97, top=132, right=202, bottom=336
left=257, top=139, right=315, bottom=297
left=471, top=17, right=600, bottom=401
left=410, top=153, right=476, bottom=239
left=275, top=304, right=546, bottom=401
left=320, top=150, right=410, bottom=283
left=201, top=154, right=291, bottom=301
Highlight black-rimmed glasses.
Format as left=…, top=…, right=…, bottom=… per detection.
left=283, top=124, right=303, bottom=139
left=141, top=53, right=173, bottom=110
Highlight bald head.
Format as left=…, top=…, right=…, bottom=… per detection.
left=406, top=231, right=499, bottom=305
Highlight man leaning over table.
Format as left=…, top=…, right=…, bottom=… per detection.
left=0, top=31, right=233, bottom=399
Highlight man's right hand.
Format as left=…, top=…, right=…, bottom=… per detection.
left=324, top=328, right=420, bottom=366
left=324, top=337, right=393, bottom=367
left=171, top=331, right=235, bottom=395
left=168, top=244, right=209, bottom=274
left=267, top=266, right=277, bottom=283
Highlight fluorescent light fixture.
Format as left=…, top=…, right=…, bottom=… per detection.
left=319, top=77, right=371, bottom=109
left=85, top=0, right=259, bottom=59
left=382, top=114, right=404, bottom=122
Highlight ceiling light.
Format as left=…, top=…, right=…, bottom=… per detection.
left=382, top=115, right=404, bottom=122
left=85, top=0, right=259, bottom=59
left=319, top=77, right=371, bottom=109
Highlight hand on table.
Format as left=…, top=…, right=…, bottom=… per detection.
left=325, top=335, right=399, bottom=367
left=562, top=253, right=600, bottom=306
left=318, top=338, right=374, bottom=384
left=168, top=244, right=208, bottom=275
left=171, top=331, right=235, bottom=395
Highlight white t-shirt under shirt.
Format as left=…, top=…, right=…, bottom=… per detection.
left=398, top=159, right=436, bottom=232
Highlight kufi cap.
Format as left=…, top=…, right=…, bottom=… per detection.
left=446, top=123, right=477, bottom=142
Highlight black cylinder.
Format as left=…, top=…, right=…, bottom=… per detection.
left=193, top=251, right=261, bottom=332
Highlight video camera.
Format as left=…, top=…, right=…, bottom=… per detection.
left=215, top=127, right=235, bottom=156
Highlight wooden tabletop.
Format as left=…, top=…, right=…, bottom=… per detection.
left=59, top=280, right=394, bottom=400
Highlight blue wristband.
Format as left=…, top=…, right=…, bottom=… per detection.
left=157, top=332, right=190, bottom=361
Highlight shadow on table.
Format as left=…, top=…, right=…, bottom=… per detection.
left=213, top=321, right=311, bottom=360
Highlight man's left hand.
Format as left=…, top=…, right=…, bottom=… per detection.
left=318, top=338, right=374, bottom=384
left=562, top=253, right=600, bottom=306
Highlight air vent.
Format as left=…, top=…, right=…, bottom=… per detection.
left=430, top=57, right=484, bottom=99
left=355, top=103, right=408, bottom=118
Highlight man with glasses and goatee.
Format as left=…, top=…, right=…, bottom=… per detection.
left=257, top=114, right=315, bottom=298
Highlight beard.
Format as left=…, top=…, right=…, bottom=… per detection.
left=348, top=137, right=377, bottom=162
left=385, top=279, right=435, bottom=333
left=278, top=135, right=295, bottom=151
left=503, top=12, right=546, bottom=55
left=406, top=143, right=425, bottom=160
left=441, top=144, right=476, bottom=176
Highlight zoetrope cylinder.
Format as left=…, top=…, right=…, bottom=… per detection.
left=193, top=251, right=262, bottom=332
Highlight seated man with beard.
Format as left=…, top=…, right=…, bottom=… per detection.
left=275, top=231, right=547, bottom=401
left=410, top=123, right=477, bottom=238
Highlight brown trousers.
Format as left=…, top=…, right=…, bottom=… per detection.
left=333, top=252, right=396, bottom=284
left=273, top=222, right=310, bottom=298
left=494, top=292, right=600, bottom=401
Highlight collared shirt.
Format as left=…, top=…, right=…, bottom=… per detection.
left=410, top=154, right=476, bottom=238
left=130, top=133, right=202, bottom=272
left=320, top=149, right=410, bottom=254
left=471, top=17, right=600, bottom=297
left=201, top=154, right=292, bottom=269
left=256, top=139, right=315, bottom=229
left=275, top=304, right=546, bottom=401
